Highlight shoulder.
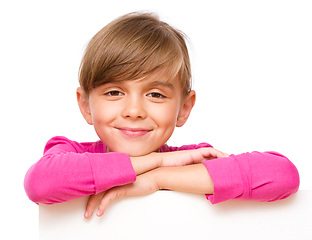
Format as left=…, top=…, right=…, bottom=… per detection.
left=43, top=136, right=105, bottom=154
left=161, top=142, right=213, bottom=152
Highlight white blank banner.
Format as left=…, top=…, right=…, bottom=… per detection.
left=40, top=190, right=312, bottom=240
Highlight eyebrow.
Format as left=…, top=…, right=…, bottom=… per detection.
left=100, top=79, right=175, bottom=91
left=149, top=81, right=175, bottom=91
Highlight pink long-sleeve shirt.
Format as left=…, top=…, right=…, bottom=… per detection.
left=24, top=136, right=299, bottom=205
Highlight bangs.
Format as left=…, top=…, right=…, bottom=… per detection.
left=79, top=12, right=191, bottom=96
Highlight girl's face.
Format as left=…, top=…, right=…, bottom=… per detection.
left=77, top=72, right=195, bottom=157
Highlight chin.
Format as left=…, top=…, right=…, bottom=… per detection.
left=126, top=150, right=152, bottom=157
left=113, top=146, right=155, bottom=157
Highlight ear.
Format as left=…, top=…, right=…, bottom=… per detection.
left=176, top=90, right=196, bottom=127
left=76, top=87, right=93, bottom=125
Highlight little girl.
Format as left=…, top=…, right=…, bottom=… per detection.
left=24, top=12, right=299, bottom=219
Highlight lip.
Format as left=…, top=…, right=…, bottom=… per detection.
left=116, top=127, right=152, bottom=138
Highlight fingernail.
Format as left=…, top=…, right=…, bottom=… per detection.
left=84, top=211, right=88, bottom=218
left=97, top=210, right=100, bottom=217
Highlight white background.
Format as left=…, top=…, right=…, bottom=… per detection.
left=0, top=1, right=311, bottom=239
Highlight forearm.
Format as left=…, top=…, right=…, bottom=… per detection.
left=154, top=164, right=214, bottom=194
left=130, top=152, right=161, bottom=175
left=24, top=152, right=136, bottom=204
left=130, top=147, right=228, bottom=176
left=203, top=151, right=300, bottom=204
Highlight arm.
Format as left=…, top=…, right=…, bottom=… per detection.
left=89, top=151, right=299, bottom=217
left=203, top=151, right=300, bottom=204
left=136, top=151, right=300, bottom=200
left=24, top=137, right=137, bottom=204
left=156, top=164, right=214, bottom=194
left=24, top=151, right=137, bottom=204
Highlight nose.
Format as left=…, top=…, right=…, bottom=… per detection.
left=121, top=96, right=147, bottom=120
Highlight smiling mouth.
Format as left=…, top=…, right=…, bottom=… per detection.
left=116, top=127, right=152, bottom=138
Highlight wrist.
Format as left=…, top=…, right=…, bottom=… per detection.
left=150, top=167, right=165, bottom=190
left=149, top=152, right=163, bottom=168
left=130, top=152, right=162, bottom=175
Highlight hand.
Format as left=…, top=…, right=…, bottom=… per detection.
left=84, top=170, right=159, bottom=218
left=130, top=147, right=228, bottom=176
left=160, top=147, right=229, bottom=167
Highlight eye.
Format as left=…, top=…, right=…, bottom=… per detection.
left=105, top=91, right=124, bottom=96
left=147, top=92, right=166, bottom=98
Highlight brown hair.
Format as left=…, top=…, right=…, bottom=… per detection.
left=79, top=12, right=192, bottom=97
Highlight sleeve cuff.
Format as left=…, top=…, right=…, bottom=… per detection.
left=203, top=155, right=245, bottom=204
left=87, top=152, right=137, bottom=194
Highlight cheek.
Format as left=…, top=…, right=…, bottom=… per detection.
left=91, top=102, right=117, bottom=126
left=150, top=102, right=180, bottom=127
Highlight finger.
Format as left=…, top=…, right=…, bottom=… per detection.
left=96, top=188, right=123, bottom=217
left=199, top=148, right=219, bottom=159
left=84, top=192, right=105, bottom=218
left=202, top=148, right=228, bottom=160
left=210, top=148, right=229, bottom=158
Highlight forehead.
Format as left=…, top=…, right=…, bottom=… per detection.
left=133, top=72, right=179, bottom=88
